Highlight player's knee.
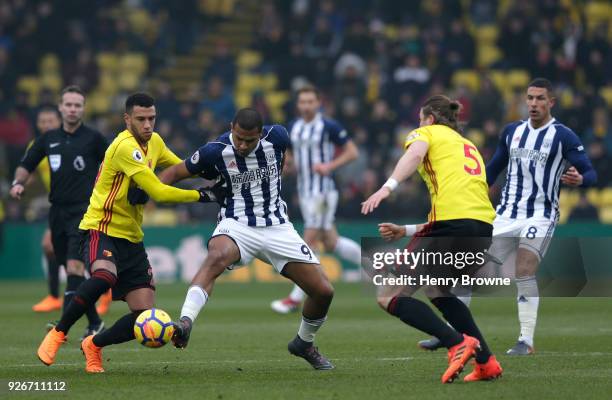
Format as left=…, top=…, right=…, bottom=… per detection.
left=317, top=280, right=334, bottom=303
left=205, top=249, right=232, bottom=272
left=42, top=240, right=54, bottom=256
left=66, top=262, right=84, bottom=276
left=376, top=296, right=391, bottom=311
left=322, top=237, right=336, bottom=252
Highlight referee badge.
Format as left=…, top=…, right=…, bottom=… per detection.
left=132, top=149, right=144, bottom=162
left=49, top=154, right=61, bottom=171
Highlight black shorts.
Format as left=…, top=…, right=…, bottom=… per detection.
left=405, top=218, right=493, bottom=278
left=49, top=204, right=88, bottom=265
left=80, top=229, right=155, bottom=301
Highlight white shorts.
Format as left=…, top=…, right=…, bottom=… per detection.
left=488, top=215, right=557, bottom=263
left=299, top=191, right=339, bottom=230
left=211, top=218, right=320, bottom=273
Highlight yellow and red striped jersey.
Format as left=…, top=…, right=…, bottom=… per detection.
left=404, top=124, right=495, bottom=224
left=79, top=130, right=183, bottom=242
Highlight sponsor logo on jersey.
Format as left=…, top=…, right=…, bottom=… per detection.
left=229, top=164, right=278, bottom=187
left=510, top=147, right=549, bottom=166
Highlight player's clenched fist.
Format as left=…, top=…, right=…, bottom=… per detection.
left=9, top=183, right=25, bottom=200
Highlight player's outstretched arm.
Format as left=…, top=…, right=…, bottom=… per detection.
left=158, top=161, right=193, bottom=185
left=132, top=168, right=199, bottom=203
left=361, top=141, right=428, bottom=215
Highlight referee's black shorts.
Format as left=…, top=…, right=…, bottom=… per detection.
left=49, top=204, right=88, bottom=265
left=80, top=229, right=155, bottom=301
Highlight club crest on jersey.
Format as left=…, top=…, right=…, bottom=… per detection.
left=132, top=149, right=143, bottom=162
left=49, top=154, right=61, bottom=171
left=190, top=151, right=199, bottom=164
left=73, top=155, right=85, bottom=171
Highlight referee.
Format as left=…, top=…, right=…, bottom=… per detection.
left=10, top=85, right=107, bottom=339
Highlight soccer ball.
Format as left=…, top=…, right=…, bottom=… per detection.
left=134, top=308, right=175, bottom=348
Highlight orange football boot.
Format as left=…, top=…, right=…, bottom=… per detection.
left=37, top=328, right=67, bottom=366
left=464, top=355, right=503, bottom=382
left=32, top=295, right=62, bottom=312
left=81, top=335, right=105, bottom=373
left=441, top=334, right=480, bottom=383
left=96, top=289, right=112, bottom=315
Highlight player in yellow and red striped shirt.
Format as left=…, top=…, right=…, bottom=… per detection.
left=37, top=93, right=214, bottom=373
left=362, top=95, right=501, bottom=383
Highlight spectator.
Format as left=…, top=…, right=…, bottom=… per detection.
left=470, top=76, right=504, bottom=128
left=304, top=16, right=342, bottom=59
left=568, top=193, right=600, bottom=222
left=393, top=54, right=431, bottom=102
left=199, top=76, right=236, bottom=122
left=587, top=140, right=612, bottom=188
left=204, top=39, right=236, bottom=87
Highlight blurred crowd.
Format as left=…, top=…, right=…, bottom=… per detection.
left=0, top=0, right=610, bottom=224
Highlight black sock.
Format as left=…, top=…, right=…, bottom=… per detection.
left=387, top=297, right=463, bottom=348
left=431, top=296, right=492, bottom=363
left=62, top=274, right=85, bottom=316
left=47, top=255, right=60, bottom=298
left=93, top=311, right=142, bottom=347
left=56, top=270, right=116, bottom=334
left=85, top=302, right=102, bottom=327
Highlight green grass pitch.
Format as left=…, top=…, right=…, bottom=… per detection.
left=1, top=281, right=611, bottom=399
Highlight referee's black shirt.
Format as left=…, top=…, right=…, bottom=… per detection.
left=20, top=123, right=108, bottom=207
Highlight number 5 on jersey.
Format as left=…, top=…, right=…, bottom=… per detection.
left=463, top=144, right=482, bottom=176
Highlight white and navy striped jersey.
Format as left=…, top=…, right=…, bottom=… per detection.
left=487, top=118, right=591, bottom=221
left=185, top=125, right=289, bottom=227
left=288, top=112, right=349, bottom=197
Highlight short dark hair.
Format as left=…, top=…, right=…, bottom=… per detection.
left=37, top=105, right=60, bottom=117
left=296, top=85, right=320, bottom=99
left=232, top=108, right=263, bottom=132
left=60, top=85, right=85, bottom=102
left=528, top=78, right=554, bottom=95
left=125, top=92, right=155, bottom=113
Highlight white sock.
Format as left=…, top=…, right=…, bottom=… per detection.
left=180, top=285, right=208, bottom=323
left=334, top=236, right=361, bottom=265
left=516, top=276, right=539, bottom=347
left=289, top=284, right=305, bottom=303
left=297, top=316, right=327, bottom=343
left=452, top=286, right=472, bottom=307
